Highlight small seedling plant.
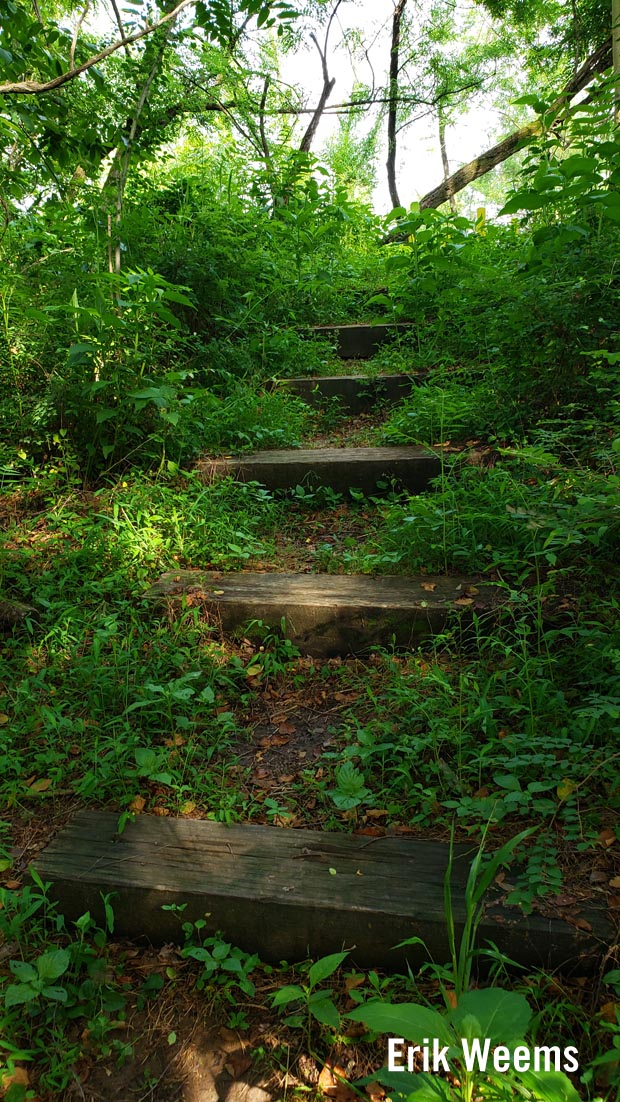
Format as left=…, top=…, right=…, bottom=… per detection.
left=272, top=951, right=349, bottom=1039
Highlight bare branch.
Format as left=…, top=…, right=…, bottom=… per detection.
left=258, top=75, right=272, bottom=168
left=298, top=0, right=344, bottom=153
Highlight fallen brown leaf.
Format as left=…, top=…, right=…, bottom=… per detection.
left=318, top=1063, right=357, bottom=1100
left=598, top=828, right=616, bottom=848
left=365, top=1083, right=386, bottom=1101
left=258, top=734, right=290, bottom=748
left=0, top=1066, right=29, bottom=1091
left=27, top=777, right=52, bottom=793
left=277, top=722, right=296, bottom=736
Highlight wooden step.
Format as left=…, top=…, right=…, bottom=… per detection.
left=35, top=811, right=609, bottom=973
left=144, top=571, right=499, bottom=656
left=204, top=446, right=443, bottom=495
left=278, top=373, right=423, bottom=412
left=310, top=323, right=415, bottom=359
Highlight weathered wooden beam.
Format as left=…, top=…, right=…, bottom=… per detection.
left=143, top=571, right=497, bottom=656
left=310, top=323, right=415, bottom=359
left=203, top=446, right=443, bottom=496
left=0, top=596, right=36, bottom=630
left=34, top=811, right=610, bottom=973
left=277, top=373, right=424, bottom=412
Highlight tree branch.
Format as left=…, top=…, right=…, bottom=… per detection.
left=414, top=38, right=612, bottom=212
left=0, top=0, right=194, bottom=96
left=298, top=0, right=343, bottom=153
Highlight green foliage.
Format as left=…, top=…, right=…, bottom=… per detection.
left=382, top=376, right=521, bottom=445
left=0, top=879, right=129, bottom=1094
left=348, top=987, right=580, bottom=1101
left=272, top=951, right=348, bottom=1034
left=179, top=917, right=260, bottom=998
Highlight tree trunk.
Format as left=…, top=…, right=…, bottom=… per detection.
left=387, top=0, right=407, bottom=209
left=613, top=0, right=620, bottom=122
left=438, top=111, right=456, bottom=214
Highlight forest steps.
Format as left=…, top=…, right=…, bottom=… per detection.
left=145, top=571, right=497, bottom=657
left=309, top=321, right=415, bottom=358
left=205, top=445, right=443, bottom=495
left=35, top=811, right=608, bottom=972
left=36, top=322, right=611, bottom=973
left=278, top=371, right=424, bottom=412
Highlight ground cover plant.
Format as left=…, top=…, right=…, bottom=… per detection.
left=2, top=1, right=620, bottom=1097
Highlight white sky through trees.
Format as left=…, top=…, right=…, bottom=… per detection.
left=87, top=0, right=508, bottom=213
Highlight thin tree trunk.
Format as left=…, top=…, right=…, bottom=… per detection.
left=438, top=111, right=456, bottom=214
left=613, top=0, right=620, bottom=122
left=104, top=25, right=173, bottom=278
left=387, top=0, right=407, bottom=209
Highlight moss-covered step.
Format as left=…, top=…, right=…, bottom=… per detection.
left=204, top=446, right=443, bottom=495
left=310, top=322, right=414, bottom=358
left=34, top=810, right=609, bottom=973
left=277, top=373, right=424, bottom=412
left=144, top=571, right=498, bottom=656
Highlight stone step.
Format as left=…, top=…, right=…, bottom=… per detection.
left=205, top=446, right=444, bottom=495
left=144, top=571, right=498, bottom=656
left=310, top=322, right=414, bottom=359
left=35, top=810, right=609, bottom=973
left=278, top=373, right=423, bottom=412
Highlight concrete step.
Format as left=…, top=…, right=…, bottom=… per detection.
left=278, top=373, right=423, bottom=412
left=144, top=571, right=498, bottom=656
left=310, top=322, right=414, bottom=359
left=205, top=446, right=444, bottom=495
left=35, top=810, right=609, bottom=972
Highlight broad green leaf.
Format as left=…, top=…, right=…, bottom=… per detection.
left=42, top=985, right=68, bottom=1002
left=272, top=983, right=304, bottom=1007
left=36, top=949, right=70, bottom=982
left=310, top=996, right=340, bottom=1029
left=374, top=1070, right=452, bottom=1100
left=308, top=951, right=348, bottom=987
left=9, top=960, right=36, bottom=983
left=449, top=988, right=531, bottom=1044
left=515, top=1069, right=581, bottom=1101
left=135, top=748, right=158, bottom=773
left=347, top=1002, right=453, bottom=1047
left=5, top=983, right=38, bottom=1007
